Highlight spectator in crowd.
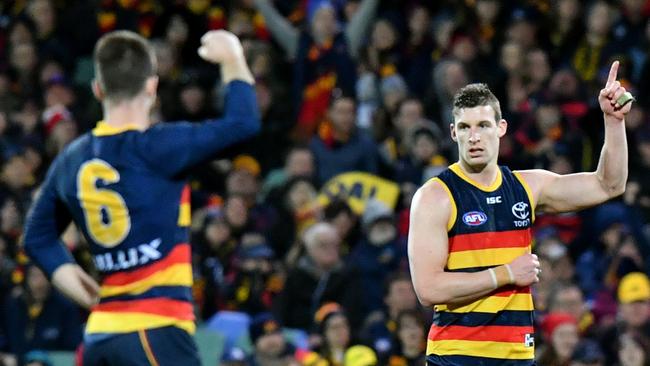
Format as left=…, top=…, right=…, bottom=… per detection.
left=273, top=222, right=363, bottom=331
left=361, top=272, right=418, bottom=359
left=247, top=312, right=296, bottom=366
left=569, top=340, right=605, bottom=366
left=254, top=0, right=379, bottom=140
left=2, top=265, right=82, bottom=363
left=0, top=1, right=650, bottom=364
left=310, top=94, right=379, bottom=185
left=538, top=312, right=580, bottom=366
left=599, top=272, right=650, bottom=365
left=349, top=199, right=402, bottom=312
left=385, top=309, right=427, bottom=366
left=313, top=302, right=353, bottom=365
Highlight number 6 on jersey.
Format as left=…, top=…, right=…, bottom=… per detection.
left=77, top=159, right=131, bottom=247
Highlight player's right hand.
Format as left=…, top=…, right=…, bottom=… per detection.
left=198, top=30, right=245, bottom=65
left=508, top=253, right=540, bottom=286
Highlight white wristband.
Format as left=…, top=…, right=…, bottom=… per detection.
left=505, top=264, right=515, bottom=284
left=488, top=268, right=498, bottom=289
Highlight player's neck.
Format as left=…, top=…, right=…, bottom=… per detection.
left=103, top=98, right=151, bottom=130
left=457, top=160, right=499, bottom=186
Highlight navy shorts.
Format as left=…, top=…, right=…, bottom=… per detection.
left=81, top=326, right=201, bottom=366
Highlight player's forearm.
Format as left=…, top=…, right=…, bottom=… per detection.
left=52, top=264, right=99, bottom=309
left=596, top=117, right=628, bottom=197
left=416, top=267, right=509, bottom=306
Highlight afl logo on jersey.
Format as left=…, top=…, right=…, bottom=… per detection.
left=463, top=211, right=488, bottom=226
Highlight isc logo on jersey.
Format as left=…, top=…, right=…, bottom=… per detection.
left=462, top=211, right=488, bottom=226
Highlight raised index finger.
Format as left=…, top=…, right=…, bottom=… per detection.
left=606, top=60, right=619, bottom=88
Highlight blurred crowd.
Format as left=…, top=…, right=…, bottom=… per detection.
left=0, top=0, right=650, bottom=365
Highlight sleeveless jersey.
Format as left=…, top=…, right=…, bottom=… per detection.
left=426, top=163, right=536, bottom=366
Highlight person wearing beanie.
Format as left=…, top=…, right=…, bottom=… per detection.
left=537, top=312, right=580, bottom=366
left=313, top=302, right=351, bottom=366
left=248, top=312, right=295, bottom=366
left=349, top=199, right=402, bottom=313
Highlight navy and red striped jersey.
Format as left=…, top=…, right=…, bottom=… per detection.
left=23, top=80, right=259, bottom=336
left=426, top=163, right=536, bottom=365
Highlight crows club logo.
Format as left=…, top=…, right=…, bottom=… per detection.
left=462, top=211, right=488, bottom=226
left=512, top=202, right=530, bottom=220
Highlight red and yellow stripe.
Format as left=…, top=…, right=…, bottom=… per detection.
left=449, top=230, right=532, bottom=253
left=178, top=185, right=191, bottom=227
left=87, top=244, right=195, bottom=335
left=428, top=325, right=534, bottom=342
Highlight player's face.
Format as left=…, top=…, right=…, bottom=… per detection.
left=451, top=105, right=507, bottom=169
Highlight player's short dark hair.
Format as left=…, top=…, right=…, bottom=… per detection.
left=93, top=30, right=157, bottom=103
left=452, top=83, right=502, bottom=122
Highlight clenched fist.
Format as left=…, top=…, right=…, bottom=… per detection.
left=508, top=253, right=540, bottom=287
left=198, top=30, right=245, bottom=65
left=198, top=30, right=254, bottom=84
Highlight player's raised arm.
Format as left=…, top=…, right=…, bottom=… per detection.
left=516, top=61, right=630, bottom=213
left=138, top=30, right=261, bottom=176
left=408, top=180, right=540, bottom=307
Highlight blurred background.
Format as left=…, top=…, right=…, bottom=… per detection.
left=0, top=0, right=649, bottom=365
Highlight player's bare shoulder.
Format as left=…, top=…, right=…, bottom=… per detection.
left=411, top=178, right=453, bottom=226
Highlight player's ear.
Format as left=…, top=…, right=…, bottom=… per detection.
left=145, top=76, right=159, bottom=97
left=91, top=79, right=104, bottom=101
left=450, top=123, right=457, bottom=142
left=497, top=119, right=508, bottom=138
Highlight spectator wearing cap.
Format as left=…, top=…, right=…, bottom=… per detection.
left=2, top=265, right=83, bottom=364
left=349, top=199, right=402, bottom=313
left=309, top=95, right=379, bottom=185
left=273, top=222, right=364, bottom=331
left=313, top=302, right=352, bottom=366
left=42, top=104, right=77, bottom=158
left=224, top=233, right=282, bottom=315
left=379, top=74, right=407, bottom=117
left=226, top=155, right=277, bottom=236
left=570, top=340, right=605, bottom=366
left=599, top=272, right=650, bottom=364
left=538, top=312, right=580, bottom=366
left=344, top=345, right=377, bottom=366
left=248, top=312, right=296, bottom=366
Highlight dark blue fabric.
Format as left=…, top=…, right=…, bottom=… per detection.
left=82, top=326, right=200, bottom=366
left=23, top=81, right=260, bottom=278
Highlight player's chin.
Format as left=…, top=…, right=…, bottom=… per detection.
left=465, top=153, right=488, bottom=164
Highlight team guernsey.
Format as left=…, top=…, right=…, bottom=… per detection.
left=427, top=163, right=536, bottom=366
left=23, top=81, right=260, bottom=339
